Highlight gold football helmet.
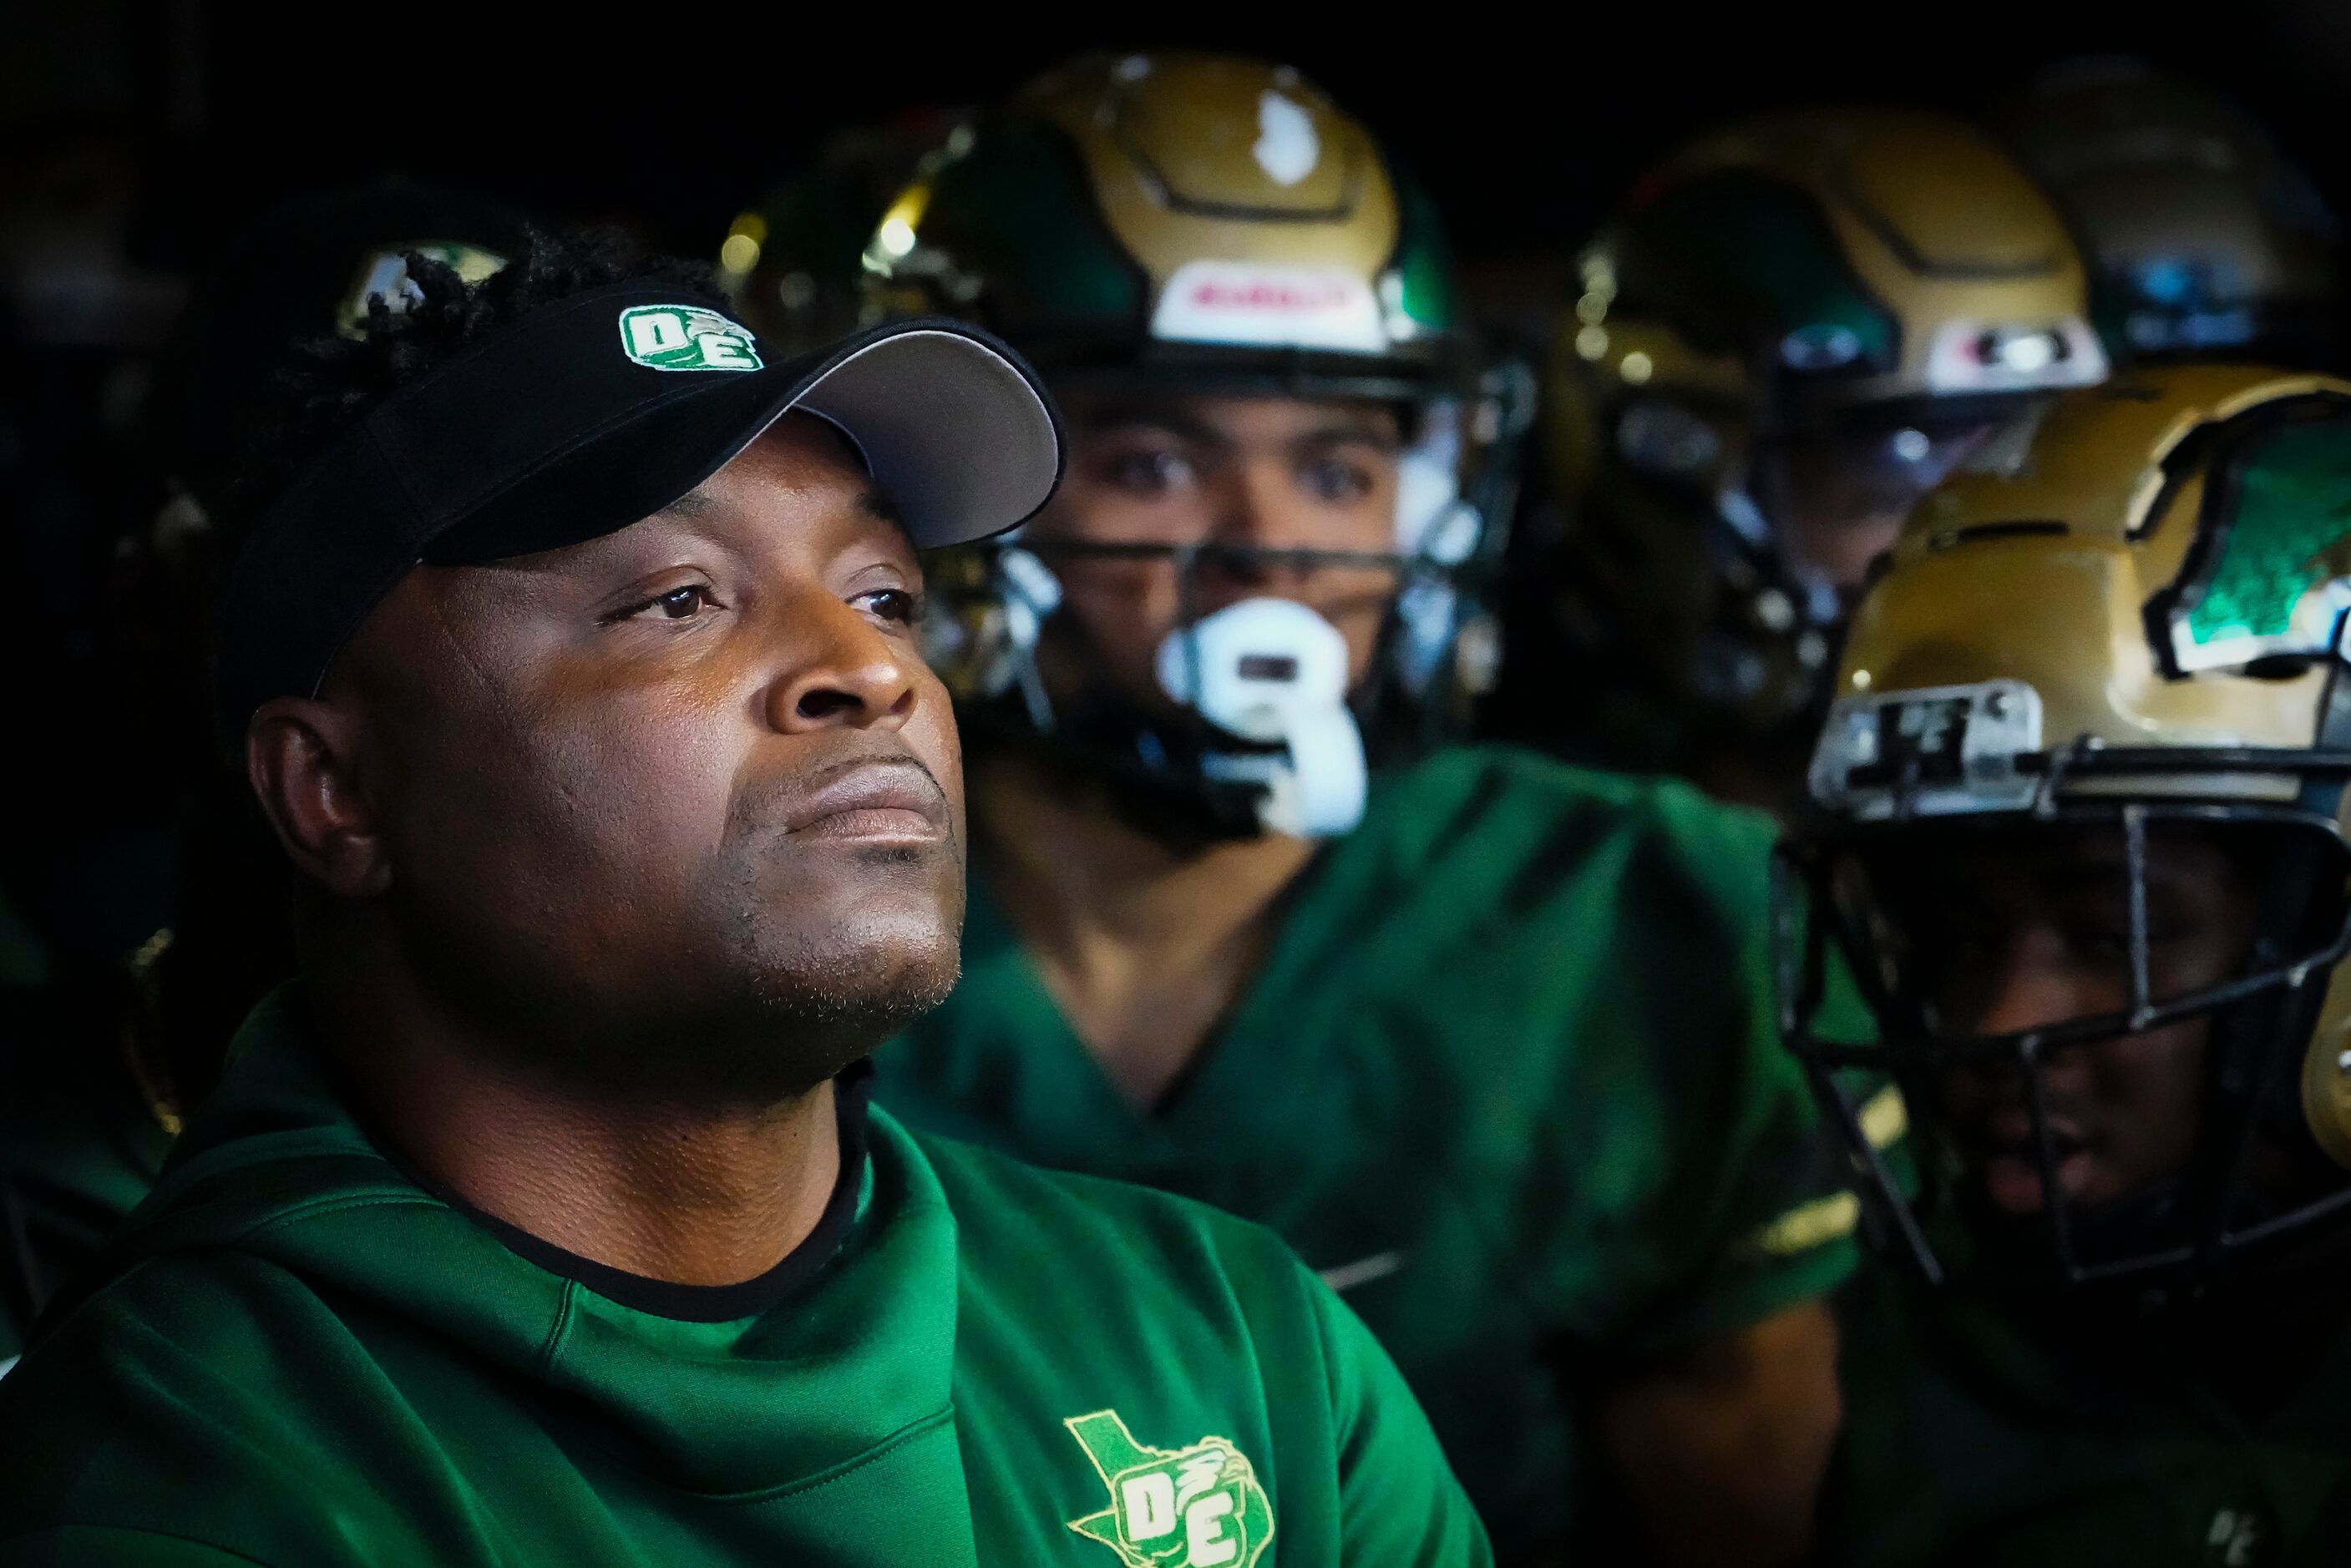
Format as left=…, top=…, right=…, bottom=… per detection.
left=1784, top=363, right=2351, bottom=1290
left=862, top=53, right=1523, bottom=842
left=863, top=51, right=1457, bottom=395
left=1528, top=110, right=2105, bottom=796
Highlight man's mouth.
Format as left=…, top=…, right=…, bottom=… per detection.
left=786, top=760, right=949, bottom=845
left=1973, top=1105, right=2095, bottom=1216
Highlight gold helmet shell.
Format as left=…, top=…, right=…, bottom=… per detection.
left=1834, top=365, right=2351, bottom=751
left=1556, top=106, right=2105, bottom=490
left=1531, top=110, right=2108, bottom=768
left=862, top=51, right=1457, bottom=391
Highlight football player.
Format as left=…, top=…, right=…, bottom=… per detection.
left=864, top=52, right=1862, bottom=1565
left=1786, top=363, right=2351, bottom=1563
left=1509, top=111, right=2107, bottom=810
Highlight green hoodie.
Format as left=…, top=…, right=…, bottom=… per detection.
left=0, top=991, right=1489, bottom=1567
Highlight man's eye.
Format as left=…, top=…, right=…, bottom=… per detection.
left=1301, top=457, right=1376, bottom=503
left=859, top=588, right=921, bottom=625
left=2068, top=927, right=2132, bottom=964
left=624, top=584, right=717, bottom=621
left=1103, top=450, right=1193, bottom=495
left=1941, top=925, right=1995, bottom=965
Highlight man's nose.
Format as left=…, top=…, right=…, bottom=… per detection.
left=1968, top=939, right=2110, bottom=1040
left=1201, top=464, right=1320, bottom=587
left=760, top=587, right=920, bottom=734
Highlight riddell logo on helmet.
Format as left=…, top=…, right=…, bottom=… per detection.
left=1151, top=261, right=1386, bottom=354
left=1188, top=278, right=1352, bottom=312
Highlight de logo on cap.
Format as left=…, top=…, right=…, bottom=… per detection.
left=619, top=304, right=765, bottom=372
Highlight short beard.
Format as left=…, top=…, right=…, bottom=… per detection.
left=383, top=875, right=963, bottom=1113
left=712, top=928, right=963, bottom=1098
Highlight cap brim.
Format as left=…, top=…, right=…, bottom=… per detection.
left=431, top=316, right=1061, bottom=565
left=222, top=285, right=1064, bottom=731
left=788, top=323, right=1063, bottom=549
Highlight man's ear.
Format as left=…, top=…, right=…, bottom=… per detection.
left=246, top=697, right=391, bottom=898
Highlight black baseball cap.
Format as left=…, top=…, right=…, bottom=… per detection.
left=216, top=280, right=1062, bottom=728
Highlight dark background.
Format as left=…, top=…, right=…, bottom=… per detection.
left=14, top=2, right=2351, bottom=273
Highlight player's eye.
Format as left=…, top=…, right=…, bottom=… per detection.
left=1101, top=448, right=1195, bottom=497
left=1300, top=454, right=1377, bottom=503
left=2069, top=928, right=2132, bottom=965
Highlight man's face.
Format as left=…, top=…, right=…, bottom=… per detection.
left=1025, top=390, right=1405, bottom=721
left=324, top=414, right=964, bottom=1098
left=1864, top=824, right=2263, bottom=1218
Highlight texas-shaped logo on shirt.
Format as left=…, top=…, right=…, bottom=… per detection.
left=1064, top=1409, right=1274, bottom=1567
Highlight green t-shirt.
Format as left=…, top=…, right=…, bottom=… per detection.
left=874, top=744, right=1859, bottom=1557
left=0, top=989, right=1490, bottom=1567
left=1821, top=1255, right=2351, bottom=1567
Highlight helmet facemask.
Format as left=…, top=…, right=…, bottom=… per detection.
left=926, top=383, right=1517, bottom=845
left=1781, top=731, right=2351, bottom=1299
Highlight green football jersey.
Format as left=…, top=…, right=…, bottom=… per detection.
left=1822, top=1255, right=2351, bottom=1567
left=874, top=744, right=1860, bottom=1557
left=0, top=989, right=1491, bottom=1567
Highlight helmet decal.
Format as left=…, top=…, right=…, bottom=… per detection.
left=1252, top=90, right=1320, bottom=186
left=2161, top=414, right=2351, bottom=672
left=1807, top=677, right=2045, bottom=819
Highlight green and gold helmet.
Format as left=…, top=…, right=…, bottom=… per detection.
left=1533, top=109, right=2106, bottom=790
left=1996, top=59, right=2341, bottom=368
left=866, top=52, right=1523, bottom=842
left=1783, top=363, right=2351, bottom=1292
left=862, top=51, right=1462, bottom=397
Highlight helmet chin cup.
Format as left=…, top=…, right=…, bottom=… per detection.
left=1155, top=597, right=1368, bottom=837
left=1263, top=706, right=1368, bottom=836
